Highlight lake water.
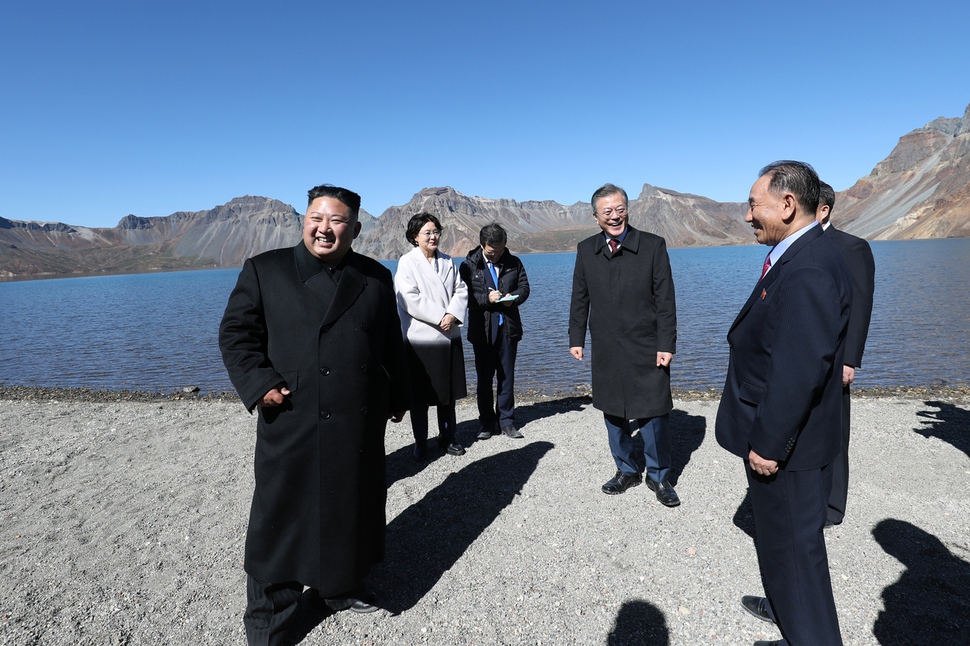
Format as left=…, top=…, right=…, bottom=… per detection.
left=2, top=238, right=968, bottom=395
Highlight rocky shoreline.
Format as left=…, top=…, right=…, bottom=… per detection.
left=1, top=383, right=968, bottom=404
left=1, top=390, right=968, bottom=644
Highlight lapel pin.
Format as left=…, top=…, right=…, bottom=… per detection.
left=761, top=288, right=767, bottom=300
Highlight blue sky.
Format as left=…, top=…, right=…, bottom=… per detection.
left=2, top=0, right=968, bottom=228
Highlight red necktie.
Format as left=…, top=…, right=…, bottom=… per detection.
left=760, top=255, right=771, bottom=280
left=608, top=239, right=619, bottom=254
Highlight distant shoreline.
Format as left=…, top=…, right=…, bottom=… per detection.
left=2, top=383, right=967, bottom=404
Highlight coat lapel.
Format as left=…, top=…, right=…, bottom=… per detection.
left=321, top=260, right=366, bottom=328
left=728, top=226, right=823, bottom=333
left=413, top=248, right=451, bottom=305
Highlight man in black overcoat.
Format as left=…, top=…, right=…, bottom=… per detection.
left=568, top=183, right=680, bottom=507
left=816, top=180, right=875, bottom=527
left=219, top=184, right=410, bottom=645
left=716, top=162, right=851, bottom=645
left=459, top=223, right=531, bottom=439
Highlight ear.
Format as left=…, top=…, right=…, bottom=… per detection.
left=816, top=204, right=830, bottom=225
left=352, top=221, right=362, bottom=239
left=781, top=192, right=798, bottom=220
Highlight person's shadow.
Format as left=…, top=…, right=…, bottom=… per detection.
left=512, top=395, right=591, bottom=427
left=385, top=416, right=484, bottom=489
left=608, top=599, right=670, bottom=645
left=733, top=490, right=755, bottom=538
left=914, top=400, right=970, bottom=459
left=872, top=518, right=970, bottom=645
left=624, top=408, right=706, bottom=486
left=373, top=441, right=555, bottom=613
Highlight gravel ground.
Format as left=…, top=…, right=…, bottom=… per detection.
left=0, top=391, right=967, bottom=645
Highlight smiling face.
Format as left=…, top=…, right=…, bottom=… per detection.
left=415, top=220, right=441, bottom=257
left=593, top=192, right=628, bottom=238
left=746, top=173, right=793, bottom=246
left=303, top=196, right=360, bottom=264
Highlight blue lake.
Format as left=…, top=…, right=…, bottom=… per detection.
left=1, top=238, right=968, bottom=395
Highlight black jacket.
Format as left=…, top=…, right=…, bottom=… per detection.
left=459, top=246, right=530, bottom=344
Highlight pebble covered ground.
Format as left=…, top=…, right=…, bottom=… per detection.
left=0, top=388, right=967, bottom=645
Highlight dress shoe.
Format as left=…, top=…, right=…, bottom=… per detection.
left=476, top=427, right=494, bottom=440
left=445, top=442, right=466, bottom=456
left=740, top=595, right=775, bottom=624
left=349, top=598, right=379, bottom=614
left=501, top=424, right=524, bottom=439
left=645, top=479, right=680, bottom=507
left=322, top=589, right=379, bottom=613
left=602, top=470, right=642, bottom=495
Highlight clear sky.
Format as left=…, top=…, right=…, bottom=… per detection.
left=2, top=0, right=969, bottom=228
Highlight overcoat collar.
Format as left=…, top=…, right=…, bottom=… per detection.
left=294, top=243, right=366, bottom=327
left=594, top=226, right=641, bottom=257
left=729, top=225, right=825, bottom=333
left=408, top=247, right=451, bottom=304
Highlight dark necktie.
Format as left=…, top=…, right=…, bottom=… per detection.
left=760, top=254, right=771, bottom=280
left=608, top=239, right=619, bottom=254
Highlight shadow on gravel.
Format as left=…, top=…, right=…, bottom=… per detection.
left=386, top=417, right=483, bottom=489
left=372, top=441, right=555, bottom=614
left=668, top=408, right=706, bottom=485
left=732, top=491, right=755, bottom=539
left=608, top=599, right=670, bottom=645
left=872, top=518, right=970, bottom=645
left=914, top=400, right=970, bottom=459
left=513, top=396, right=591, bottom=427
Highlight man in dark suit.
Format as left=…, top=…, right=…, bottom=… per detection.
left=569, top=183, right=680, bottom=507
left=460, top=223, right=531, bottom=439
left=716, top=161, right=851, bottom=645
left=817, top=180, right=875, bottom=527
left=219, top=184, right=410, bottom=646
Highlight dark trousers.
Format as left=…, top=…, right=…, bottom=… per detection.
left=411, top=402, right=457, bottom=447
left=827, top=385, right=852, bottom=524
left=604, top=413, right=671, bottom=483
left=244, top=575, right=365, bottom=645
left=747, top=464, right=843, bottom=646
left=244, top=576, right=303, bottom=646
left=472, top=335, right=518, bottom=429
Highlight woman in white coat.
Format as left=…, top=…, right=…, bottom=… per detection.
left=395, top=212, right=469, bottom=459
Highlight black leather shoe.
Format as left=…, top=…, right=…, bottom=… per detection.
left=323, top=590, right=379, bottom=613
left=349, top=598, right=379, bottom=614
left=501, top=425, right=524, bottom=439
left=646, top=479, right=680, bottom=507
left=741, top=595, right=775, bottom=624
left=445, top=442, right=466, bottom=456
left=602, top=470, right=642, bottom=495
left=476, top=427, right=493, bottom=440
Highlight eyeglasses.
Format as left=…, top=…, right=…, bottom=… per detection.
left=418, top=230, right=441, bottom=237
left=596, top=207, right=627, bottom=218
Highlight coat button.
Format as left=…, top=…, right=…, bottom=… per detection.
left=361, top=407, right=369, bottom=416
left=320, top=411, right=331, bottom=419
left=360, top=364, right=368, bottom=374
left=320, top=367, right=330, bottom=376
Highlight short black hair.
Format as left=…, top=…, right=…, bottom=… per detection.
left=405, top=212, right=443, bottom=247
left=479, top=223, right=507, bottom=247
left=818, top=180, right=836, bottom=212
left=591, top=183, right=628, bottom=211
left=307, top=184, right=361, bottom=221
left=758, top=161, right=820, bottom=216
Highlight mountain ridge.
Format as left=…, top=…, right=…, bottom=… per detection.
left=3, top=103, right=969, bottom=279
